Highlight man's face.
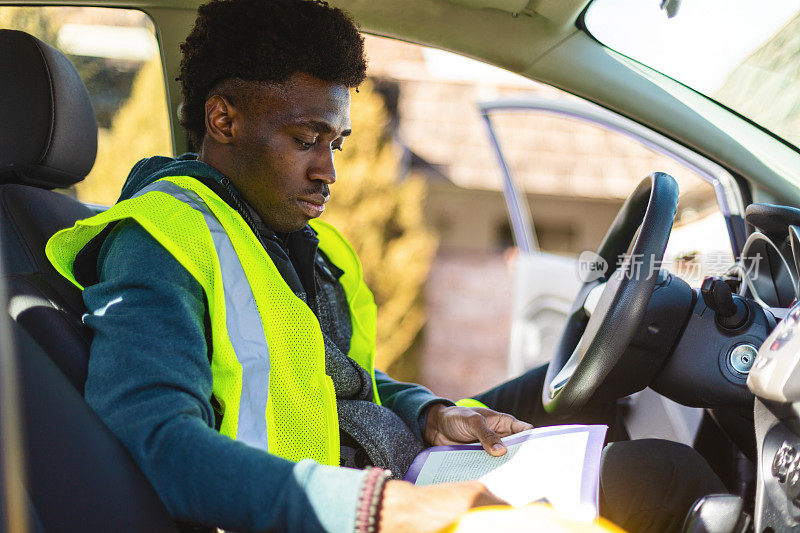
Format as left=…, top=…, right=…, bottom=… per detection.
left=221, top=72, right=351, bottom=233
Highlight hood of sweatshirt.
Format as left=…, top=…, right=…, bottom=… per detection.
left=117, top=153, right=227, bottom=202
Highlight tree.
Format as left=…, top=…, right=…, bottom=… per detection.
left=76, top=58, right=172, bottom=204
left=322, top=81, right=437, bottom=374
left=0, top=6, right=61, bottom=45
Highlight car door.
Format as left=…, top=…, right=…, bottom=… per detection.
left=483, top=95, right=747, bottom=443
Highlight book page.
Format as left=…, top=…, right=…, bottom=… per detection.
left=405, top=425, right=606, bottom=517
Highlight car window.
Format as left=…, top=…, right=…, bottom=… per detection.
left=0, top=6, right=173, bottom=205
left=362, top=36, right=566, bottom=397
left=584, top=0, right=800, bottom=151
left=361, top=35, right=736, bottom=398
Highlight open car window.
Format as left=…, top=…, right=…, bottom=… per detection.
left=0, top=6, right=173, bottom=205
left=584, top=0, right=800, bottom=152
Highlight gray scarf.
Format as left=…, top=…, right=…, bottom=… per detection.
left=323, top=336, right=424, bottom=478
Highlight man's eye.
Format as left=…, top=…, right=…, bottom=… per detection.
left=295, top=138, right=316, bottom=149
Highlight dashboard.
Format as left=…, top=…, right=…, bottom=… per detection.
left=742, top=205, right=800, bottom=530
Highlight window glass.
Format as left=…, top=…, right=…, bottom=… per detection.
left=0, top=6, right=173, bottom=205
left=360, top=35, right=735, bottom=399
left=361, top=37, right=564, bottom=397
left=584, top=0, right=800, bottom=150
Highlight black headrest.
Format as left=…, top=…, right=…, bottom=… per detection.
left=0, top=30, right=97, bottom=189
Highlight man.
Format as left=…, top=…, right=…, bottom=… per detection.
left=46, top=0, right=726, bottom=531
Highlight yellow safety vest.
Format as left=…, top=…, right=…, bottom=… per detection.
left=46, top=176, right=379, bottom=466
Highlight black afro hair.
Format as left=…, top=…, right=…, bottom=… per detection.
left=178, top=0, right=367, bottom=147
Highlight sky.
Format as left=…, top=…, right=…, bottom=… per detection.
left=58, top=24, right=158, bottom=61
left=583, top=0, right=800, bottom=94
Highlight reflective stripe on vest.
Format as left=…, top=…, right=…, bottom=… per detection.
left=46, top=176, right=379, bottom=466
left=132, top=180, right=271, bottom=450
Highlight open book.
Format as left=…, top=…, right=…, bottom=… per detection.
left=404, top=425, right=607, bottom=519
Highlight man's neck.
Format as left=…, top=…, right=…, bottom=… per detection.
left=196, top=146, right=229, bottom=179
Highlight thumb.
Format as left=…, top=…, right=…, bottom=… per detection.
left=470, top=415, right=506, bottom=456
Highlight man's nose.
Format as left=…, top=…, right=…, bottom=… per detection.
left=308, top=148, right=336, bottom=184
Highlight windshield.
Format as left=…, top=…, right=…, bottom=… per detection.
left=584, top=0, right=800, bottom=150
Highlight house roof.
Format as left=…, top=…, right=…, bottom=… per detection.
left=365, top=35, right=714, bottom=205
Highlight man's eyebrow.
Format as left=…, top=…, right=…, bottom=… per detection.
left=294, top=119, right=351, bottom=137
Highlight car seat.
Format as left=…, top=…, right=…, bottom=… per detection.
left=0, top=29, right=177, bottom=532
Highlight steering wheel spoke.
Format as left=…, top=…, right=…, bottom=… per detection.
left=548, top=344, right=581, bottom=399
left=583, top=279, right=609, bottom=317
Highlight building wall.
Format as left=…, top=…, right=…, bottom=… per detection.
left=418, top=249, right=513, bottom=399
left=425, top=184, right=625, bottom=253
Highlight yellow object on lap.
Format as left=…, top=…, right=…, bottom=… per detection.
left=441, top=503, right=626, bottom=533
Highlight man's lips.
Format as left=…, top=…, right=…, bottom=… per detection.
left=297, top=195, right=328, bottom=216
left=299, top=194, right=328, bottom=206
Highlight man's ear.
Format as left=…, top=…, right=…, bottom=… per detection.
left=204, top=94, right=238, bottom=144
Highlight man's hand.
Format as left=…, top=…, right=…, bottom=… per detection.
left=424, top=404, right=534, bottom=456
left=379, top=479, right=507, bottom=533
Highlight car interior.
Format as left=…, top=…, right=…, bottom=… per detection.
left=1, top=0, right=800, bottom=532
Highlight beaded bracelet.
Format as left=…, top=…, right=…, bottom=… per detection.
left=354, top=467, right=392, bottom=533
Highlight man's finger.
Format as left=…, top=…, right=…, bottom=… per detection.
left=473, top=408, right=534, bottom=436
left=469, top=414, right=506, bottom=456
left=489, top=414, right=534, bottom=436
left=510, top=417, right=534, bottom=433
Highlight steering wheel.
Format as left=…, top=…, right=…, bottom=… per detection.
left=542, top=172, right=680, bottom=417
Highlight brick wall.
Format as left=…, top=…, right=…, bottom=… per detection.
left=417, top=249, right=514, bottom=400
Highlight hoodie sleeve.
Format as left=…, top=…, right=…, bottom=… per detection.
left=375, top=370, right=453, bottom=440
left=82, top=220, right=366, bottom=533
